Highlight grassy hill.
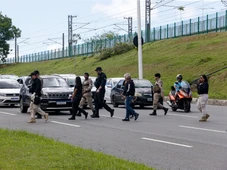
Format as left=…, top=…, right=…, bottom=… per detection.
left=1, top=32, right=227, bottom=99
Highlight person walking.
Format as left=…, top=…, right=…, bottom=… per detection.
left=69, top=76, right=88, bottom=120
left=150, top=73, right=168, bottom=116
left=76, top=73, right=95, bottom=117
left=122, top=73, right=139, bottom=121
left=27, top=72, right=48, bottom=123
left=34, top=70, right=43, bottom=119
left=197, top=75, right=209, bottom=122
left=91, top=67, right=114, bottom=118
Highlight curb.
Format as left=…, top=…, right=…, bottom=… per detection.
left=164, top=97, right=227, bottom=106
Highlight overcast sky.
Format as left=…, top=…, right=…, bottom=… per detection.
left=0, top=0, right=226, bottom=58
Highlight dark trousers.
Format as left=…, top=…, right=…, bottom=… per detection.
left=71, top=98, right=81, bottom=118
left=94, top=90, right=112, bottom=116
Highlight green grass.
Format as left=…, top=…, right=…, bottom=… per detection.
left=0, top=128, right=154, bottom=170
left=0, top=32, right=227, bottom=99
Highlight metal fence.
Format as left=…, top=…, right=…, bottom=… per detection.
left=2, top=10, right=227, bottom=64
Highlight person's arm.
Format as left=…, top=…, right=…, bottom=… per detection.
left=97, top=74, right=107, bottom=91
left=35, top=79, right=42, bottom=94
left=87, top=79, right=93, bottom=92
left=72, top=87, right=78, bottom=99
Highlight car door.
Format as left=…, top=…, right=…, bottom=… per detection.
left=105, top=79, right=112, bottom=101
left=112, top=80, right=125, bottom=104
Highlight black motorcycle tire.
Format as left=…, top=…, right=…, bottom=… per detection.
left=184, top=100, right=191, bottom=113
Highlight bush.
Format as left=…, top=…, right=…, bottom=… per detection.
left=96, top=43, right=134, bottom=61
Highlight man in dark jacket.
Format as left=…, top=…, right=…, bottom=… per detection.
left=91, top=67, right=114, bottom=118
left=27, top=72, right=48, bottom=123
left=122, top=73, right=139, bottom=121
left=34, top=70, right=43, bottom=119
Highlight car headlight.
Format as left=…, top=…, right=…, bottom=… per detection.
left=135, top=92, right=142, bottom=97
left=0, top=93, right=6, bottom=96
left=42, top=92, right=49, bottom=99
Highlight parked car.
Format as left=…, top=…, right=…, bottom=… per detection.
left=105, top=77, right=124, bottom=102
left=52, top=74, right=76, bottom=88
left=0, top=79, right=21, bottom=106
left=19, top=75, right=73, bottom=114
left=0, top=74, right=19, bottom=80
left=110, top=79, right=153, bottom=108
left=90, top=76, right=96, bottom=100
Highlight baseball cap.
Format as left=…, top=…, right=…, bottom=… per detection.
left=29, top=72, right=36, bottom=76
left=95, top=67, right=102, bottom=71
left=34, top=70, right=40, bottom=75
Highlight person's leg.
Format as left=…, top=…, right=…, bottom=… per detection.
left=122, top=99, right=130, bottom=121
left=91, top=93, right=100, bottom=118
left=100, top=91, right=114, bottom=117
left=27, top=102, right=36, bottom=123
left=199, top=94, right=209, bottom=122
left=69, top=100, right=79, bottom=120
left=150, top=93, right=159, bottom=116
left=156, top=99, right=168, bottom=115
left=33, top=104, right=48, bottom=121
left=197, top=97, right=202, bottom=113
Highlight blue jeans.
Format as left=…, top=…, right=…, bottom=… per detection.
left=125, top=96, right=136, bottom=119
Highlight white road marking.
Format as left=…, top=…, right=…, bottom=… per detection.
left=179, top=125, right=226, bottom=134
left=51, top=121, right=80, bottom=128
left=168, top=113, right=198, bottom=119
left=100, top=114, right=124, bottom=119
left=142, top=137, right=193, bottom=148
left=0, top=111, right=16, bottom=116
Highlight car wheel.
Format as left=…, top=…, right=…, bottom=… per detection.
left=112, top=96, right=118, bottom=108
left=20, top=98, right=28, bottom=113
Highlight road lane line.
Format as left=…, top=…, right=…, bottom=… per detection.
left=100, top=114, right=124, bottom=119
left=0, top=111, right=16, bottom=116
left=142, top=137, right=193, bottom=148
left=179, top=125, right=226, bottom=133
left=168, top=113, right=198, bottom=118
left=51, top=121, right=80, bottom=128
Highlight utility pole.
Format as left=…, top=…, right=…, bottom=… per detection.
left=15, top=37, right=17, bottom=63
left=137, top=0, right=143, bottom=79
left=145, top=0, right=151, bottom=43
left=62, top=33, right=65, bottom=56
left=68, top=15, right=77, bottom=57
left=124, top=17, right=133, bottom=42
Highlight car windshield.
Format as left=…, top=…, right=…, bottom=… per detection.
left=67, top=78, right=75, bottom=86
left=0, top=80, right=20, bottom=89
left=134, top=80, right=152, bottom=88
left=43, top=78, right=69, bottom=88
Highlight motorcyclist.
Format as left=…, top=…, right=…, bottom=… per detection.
left=173, top=74, right=183, bottom=104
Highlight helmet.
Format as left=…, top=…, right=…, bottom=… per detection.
left=176, top=74, right=183, bottom=80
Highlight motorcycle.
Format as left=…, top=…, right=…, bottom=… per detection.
left=167, top=81, right=192, bottom=113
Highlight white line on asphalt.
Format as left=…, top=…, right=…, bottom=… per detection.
left=141, top=137, right=193, bottom=148
left=168, top=113, right=198, bottom=118
left=179, top=125, right=226, bottom=133
left=100, top=114, right=124, bottom=119
left=0, top=111, right=16, bottom=116
left=51, top=121, right=80, bottom=128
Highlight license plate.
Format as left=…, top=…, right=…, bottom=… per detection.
left=147, top=98, right=152, bottom=101
left=11, top=98, right=19, bottom=101
left=56, top=102, right=66, bottom=105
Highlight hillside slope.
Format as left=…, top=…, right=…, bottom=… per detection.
left=1, top=32, right=227, bottom=99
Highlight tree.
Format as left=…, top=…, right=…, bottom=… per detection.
left=0, top=12, right=21, bottom=62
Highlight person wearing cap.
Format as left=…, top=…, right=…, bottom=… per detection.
left=91, top=67, right=114, bottom=118
left=34, top=70, right=43, bottom=119
left=149, top=73, right=168, bottom=116
left=76, top=73, right=95, bottom=117
left=27, top=72, right=48, bottom=123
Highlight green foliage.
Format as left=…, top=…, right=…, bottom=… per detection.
left=0, top=129, right=154, bottom=170
left=95, top=43, right=134, bottom=61
left=0, top=12, right=21, bottom=62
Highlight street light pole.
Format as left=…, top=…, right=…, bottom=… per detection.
left=15, top=36, right=17, bottom=63
left=137, top=0, right=143, bottom=79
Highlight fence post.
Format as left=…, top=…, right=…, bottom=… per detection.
left=174, top=23, right=176, bottom=38
left=198, top=17, right=200, bottom=34
left=189, top=19, right=192, bottom=35
left=216, top=12, right=218, bottom=32
left=160, top=26, right=162, bottom=40
left=206, top=14, right=209, bottom=34
left=182, top=20, right=184, bottom=36
left=225, top=10, right=227, bottom=31
left=167, top=24, right=169, bottom=39
left=153, top=28, right=156, bottom=41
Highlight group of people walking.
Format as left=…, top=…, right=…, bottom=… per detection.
left=27, top=67, right=210, bottom=123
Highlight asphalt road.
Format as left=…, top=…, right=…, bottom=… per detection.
left=0, top=103, right=226, bottom=170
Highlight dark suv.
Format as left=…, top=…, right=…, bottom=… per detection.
left=110, top=79, right=153, bottom=108
left=19, top=75, right=73, bottom=114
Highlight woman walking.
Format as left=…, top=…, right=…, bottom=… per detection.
left=69, top=77, right=88, bottom=120
left=197, top=75, right=209, bottom=122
